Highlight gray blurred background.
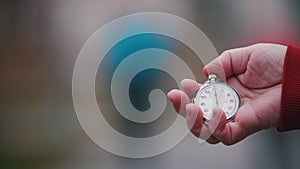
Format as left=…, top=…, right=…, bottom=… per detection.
left=1, top=0, right=300, bottom=169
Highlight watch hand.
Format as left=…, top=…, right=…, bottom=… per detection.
left=209, top=86, right=214, bottom=119
left=214, top=87, right=219, bottom=108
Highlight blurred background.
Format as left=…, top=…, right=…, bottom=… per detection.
left=1, top=0, right=300, bottom=169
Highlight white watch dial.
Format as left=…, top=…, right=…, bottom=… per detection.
left=193, top=75, right=240, bottom=123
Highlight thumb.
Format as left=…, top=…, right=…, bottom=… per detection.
left=203, top=58, right=226, bottom=82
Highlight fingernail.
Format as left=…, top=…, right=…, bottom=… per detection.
left=167, top=91, right=174, bottom=102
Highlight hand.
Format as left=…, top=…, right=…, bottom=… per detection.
left=167, top=43, right=287, bottom=145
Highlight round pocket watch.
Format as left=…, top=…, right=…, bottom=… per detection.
left=192, top=74, right=241, bottom=124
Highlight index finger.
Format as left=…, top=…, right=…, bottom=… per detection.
left=203, top=45, right=254, bottom=81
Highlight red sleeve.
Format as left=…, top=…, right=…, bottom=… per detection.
left=278, top=44, right=300, bottom=132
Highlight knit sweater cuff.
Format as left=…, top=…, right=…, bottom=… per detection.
left=278, top=44, right=300, bottom=132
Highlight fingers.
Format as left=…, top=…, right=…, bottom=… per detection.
left=203, top=58, right=227, bottom=82
left=185, top=103, right=203, bottom=132
left=167, top=89, right=190, bottom=117
left=201, top=129, right=220, bottom=144
left=168, top=89, right=250, bottom=145
left=208, top=108, right=246, bottom=145
left=167, top=79, right=200, bottom=116
left=168, top=79, right=224, bottom=145
left=181, top=79, right=200, bottom=98
left=185, top=103, right=220, bottom=144
left=203, top=46, right=254, bottom=80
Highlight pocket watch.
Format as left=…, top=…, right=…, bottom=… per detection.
left=192, top=74, right=241, bottom=124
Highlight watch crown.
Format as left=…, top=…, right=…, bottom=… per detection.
left=208, top=74, right=217, bottom=81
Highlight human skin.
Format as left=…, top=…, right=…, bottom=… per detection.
left=167, top=43, right=287, bottom=145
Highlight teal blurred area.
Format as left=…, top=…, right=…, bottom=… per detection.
left=1, top=0, right=300, bottom=169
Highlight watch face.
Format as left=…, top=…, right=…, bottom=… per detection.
left=193, top=83, right=240, bottom=122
